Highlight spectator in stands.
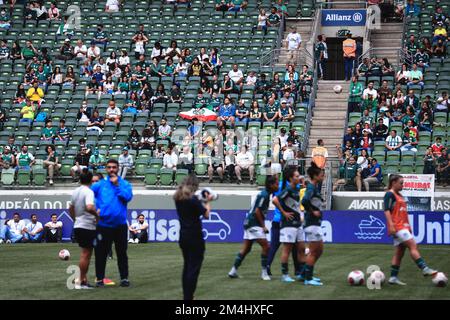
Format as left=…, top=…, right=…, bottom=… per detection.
left=157, top=118, right=171, bottom=142
left=217, top=97, right=236, bottom=128
left=41, top=120, right=56, bottom=141
left=401, top=128, right=418, bottom=153
left=208, top=146, right=225, bottom=183
left=188, top=57, right=202, bottom=78
left=334, top=155, right=362, bottom=192
left=348, top=76, right=363, bottom=112
left=0, top=39, right=9, bottom=60
left=396, top=63, right=409, bottom=85
left=105, top=100, right=121, bottom=124
left=105, top=0, right=120, bottom=13
left=245, top=71, right=257, bottom=86
left=357, top=129, right=373, bottom=153
left=381, top=58, right=394, bottom=76
left=26, top=81, right=44, bottom=104
left=363, top=158, right=382, bottom=191
left=367, top=57, right=382, bottom=77
left=86, top=109, right=103, bottom=134
left=87, top=41, right=101, bottom=61
left=286, top=26, right=302, bottom=63
left=433, top=21, right=447, bottom=45
left=163, top=144, right=178, bottom=172
left=360, top=109, right=374, bottom=126
left=0, top=107, right=5, bottom=131
left=432, top=137, right=445, bottom=158
left=263, top=97, right=279, bottom=123
left=235, top=145, right=254, bottom=185
left=128, top=214, right=148, bottom=244
left=6, top=136, right=19, bottom=156
left=373, top=118, right=389, bottom=141
left=423, top=147, right=436, bottom=175
left=47, top=2, right=60, bottom=20
left=44, top=214, right=63, bottom=243
left=406, top=63, right=424, bottom=90
left=10, top=40, right=21, bottom=61
left=0, top=213, right=25, bottom=244
left=432, top=38, right=447, bottom=60
left=235, top=99, right=249, bottom=125
left=140, top=128, right=156, bottom=150
left=228, top=64, right=244, bottom=93
left=314, top=35, right=328, bottom=80
left=248, top=100, right=262, bottom=122
left=215, top=0, right=230, bottom=12
left=357, top=58, right=370, bottom=77
left=71, top=147, right=90, bottom=182
left=253, top=8, right=268, bottom=35
left=415, top=47, right=430, bottom=70
left=118, top=147, right=133, bottom=179
left=385, top=129, right=402, bottom=153
left=436, top=92, right=449, bottom=111
left=0, top=146, right=15, bottom=170
left=43, top=145, right=60, bottom=185
left=21, top=41, right=38, bottom=61
left=405, top=89, right=419, bottom=110
left=362, top=81, right=378, bottom=112
left=228, top=0, right=247, bottom=12
left=0, top=9, right=11, bottom=30
left=57, top=39, right=74, bottom=61
left=405, top=34, right=419, bottom=57
left=88, top=149, right=106, bottom=172
left=436, top=152, right=450, bottom=187
left=178, top=146, right=194, bottom=173
left=342, top=33, right=356, bottom=81
left=93, top=24, right=108, bottom=52
left=16, top=145, right=35, bottom=171
left=73, top=39, right=88, bottom=62
left=278, top=99, right=294, bottom=122
left=85, top=77, right=102, bottom=98
left=23, top=214, right=44, bottom=243
left=127, top=129, right=140, bottom=151
left=405, top=0, right=420, bottom=17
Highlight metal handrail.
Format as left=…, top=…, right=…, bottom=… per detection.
left=357, top=47, right=412, bottom=71
left=316, top=0, right=368, bottom=9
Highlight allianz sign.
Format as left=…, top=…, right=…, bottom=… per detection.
left=321, top=9, right=366, bottom=26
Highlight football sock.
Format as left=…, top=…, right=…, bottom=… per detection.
left=304, top=264, right=314, bottom=281
left=390, top=265, right=400, bottom=278
left=261, top=254, right=268, bottom=270
left=414, top=257, right=427, bottom=270
left=296, top=262, right=305, bottom=276
left=233, top=253, right=245, bottom=269
left=281, top=263, right=289, bottom=275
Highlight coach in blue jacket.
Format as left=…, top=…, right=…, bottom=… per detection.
left=92, top=159, right=133, bottom=287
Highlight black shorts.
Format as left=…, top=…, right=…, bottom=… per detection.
left=74, top=228, right=96, bottom=249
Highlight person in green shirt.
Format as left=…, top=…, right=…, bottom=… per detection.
left=88, top=150, right=106, bottom=171
left=129, top=75, right=142, bottom=92
left=335, top=156, right=362, bottom=191
left=41, top=120, right=57, bottom=141
left=268, top=7, right=281, bottom=26
left=349, top=76, right=364, bottom=112
left=163, top=57, right=176, bottom=77
left=193, top=91, right=209, bottom=109
left=315, top=35, right=328, bottom=79
left=117, top=76, right=130, bottom=94
left=16, top=145, right=35, bottom=170
left=263, top=97, right=280, bottom=122
left=21, top=41, right=38, bottom=61
left=405, top=34, right=419, bottom=57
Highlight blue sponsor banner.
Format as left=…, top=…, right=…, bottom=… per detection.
left=321, top=9, right=367, bottom=26
left=1, top=210, right=449, bottom=245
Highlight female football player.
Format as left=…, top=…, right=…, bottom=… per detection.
left=301, top=162, right=326, bottom=286
left=384, top=174, right=437, bottom=285
left=228, top=175, right=279, bottom=280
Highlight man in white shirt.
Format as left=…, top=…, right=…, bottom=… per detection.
left=23, top=214, right=44, bottom=243
left=128, top=214, right=148, bottom=244
left=74, top=39, right=88, bottom=61
left=163, top=146, right=178, bottom=171
left=235, top=145, right=255, bottom=184
left=87, top=42, right=101, bottom=61
left=228, top=64, right=244, bottom=93
left=105, top=100, right=122, bottom=124
left=0, top=213, right=25, bottom=244
left=105, top=0, right=120, bottom=12
left=69, top=169, right=98, bottom=289
left=286, top=26, right=302, bottom=63
left=44, top=214, right=63, bottom=243
left=362, top=81, right=378, bottom=110
left=118, top=147, right=134, bottom=179
left=178, top=146, right=194, bottom=173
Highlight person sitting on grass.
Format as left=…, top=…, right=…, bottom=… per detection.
left=128, top=214, right=148, bottom=244
left=23, top=214, right=44, bottom=243
left=0, top=213, right=25, bottom=244
left=44, top=214, right=63, bottom=243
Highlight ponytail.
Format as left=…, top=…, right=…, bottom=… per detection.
left=388, top=174, right=402, bottom=190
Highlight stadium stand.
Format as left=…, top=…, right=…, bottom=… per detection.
left=0, top=0, right=317, bottom=187
left=339, top=0, right=449, bottom=191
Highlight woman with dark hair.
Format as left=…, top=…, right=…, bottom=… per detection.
left=228, top=175, right=279, bottom=280
left=199, top=77, right=211, bottom=95
left=165, top=40, right=181, bottom=62
left=300, top=162, right=326, bottom=286
left=63, top=66, right=76, bottom=88
left=15, top=84, right=26, bottom=102
left=10, top=41, right=22, bottom=61
left=188, top=57, right=202, bottom=78
left=209, top=48, right=222, bottom=74
left=152, top=84, right=168, bottom=105
left=173, top=174, right=211, bottom=300
left=383, top=174, right=438, bottom=285
left=127, top=129, right=140, bottom=150
left=382, top=58, right=394, bottom=76
left=272, top=166, right=303, bottom=283
left=140, top=128, right=156, bottom=150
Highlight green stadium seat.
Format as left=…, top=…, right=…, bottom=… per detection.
left=135, top=158, right=149, bottom=176
left=1, top=168, right=16, bottom=186
left=160, top=168, right=175, bottom=186
left=175, top=169, right=189, bottom=185
left=144, top=168, right=159, bottom=186
left=32, top=168, right=47, bottom=186
left=17, top=169, right=31, bottom=186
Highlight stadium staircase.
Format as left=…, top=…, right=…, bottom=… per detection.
left=277, top=20, right=313, bottom=66
left=307, top=80, right=349, bottom=159
left=369, top=22, right=404, bottom=65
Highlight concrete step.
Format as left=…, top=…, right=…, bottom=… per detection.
left=311, top=119, right=347, bottom=126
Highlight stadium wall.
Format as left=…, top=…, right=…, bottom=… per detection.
left=0, top=190, right=449, bottom=245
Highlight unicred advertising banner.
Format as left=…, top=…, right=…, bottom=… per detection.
left=1, top=210, right=449, bottom=245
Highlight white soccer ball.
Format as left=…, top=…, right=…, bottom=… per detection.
left=348, top=270, right=365, bottom=286
left=432, top=272, right=448, bottom=287
left=58, top=249, right=70, bottom=261
left=333, top=85, right=343, bottom=94
left=367, top=270, right=385, bottom=286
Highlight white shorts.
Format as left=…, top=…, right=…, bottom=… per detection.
left=393, top=229, right=414, bottom=246
left=243, top=227, right=266, bottom=240
left=71, top=165, right=87, bottom=173
left=280, top=227, right=305, bottom=244
left=304, top=225, right=323, bottom=242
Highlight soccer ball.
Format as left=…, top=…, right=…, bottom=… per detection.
left=432, top=272, right=448, bottom=287
left=58, top=249, right=70, bottom=261
left=367, top=270, right=385, bottom=286
left=347, top=270, right=365, bottom=286
left=333, top=85, right=343, bottom=94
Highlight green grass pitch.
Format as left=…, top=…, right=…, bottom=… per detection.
left=0, top=243, right=448, bottom=300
